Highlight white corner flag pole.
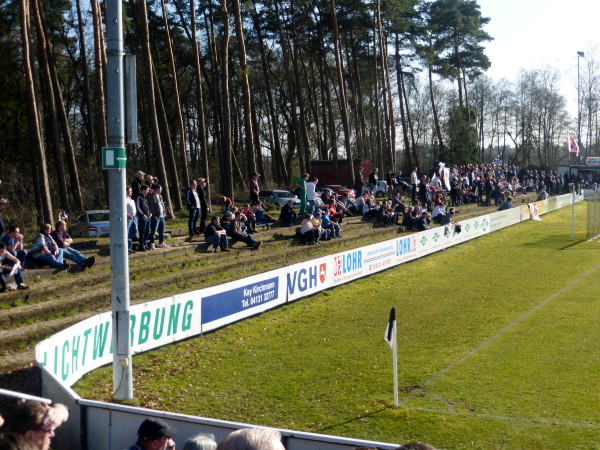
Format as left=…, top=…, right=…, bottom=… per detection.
left=385, top=307, right=398, bottom=407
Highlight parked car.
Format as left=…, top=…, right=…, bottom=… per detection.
left=71, top=210, right=110, bottom=237
left=361, top=181, right=388, bottom=197
left=258, top=190, right=301, bottom=209
left=322, top=185, right=356, bottom=199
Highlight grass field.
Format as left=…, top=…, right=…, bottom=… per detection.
left=75, top=204, right=600, bottom=449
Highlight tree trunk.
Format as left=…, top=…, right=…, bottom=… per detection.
left=394, top=35, right=412, bottom=170
left=219, top=0, right=234, bottom=199
left=31, top=0, right=69, bottom=211
left=136, top=0, right=173, bottom=214
left=153, top=66, right=183, bottom=212
left=428, top=64, right=444, bottom=151
left=38, top=0, right=84, bottom=212
left=231, top=0, right=257, bottom=177
left=160, top=0, right=190, bottom=187
left=330, top=0, right=354, bottom=186
left=75, top=0, right=95, bottom=158
left=20, top=0, right=53, bottom=224
left=251, top=6, right=288, bottom=183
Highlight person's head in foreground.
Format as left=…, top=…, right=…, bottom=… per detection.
left=395, top=442, right=437, bottom=450
left=217, top=428, right=285, bottom=450
left=5, top=401, right=69, bottom=450
left=182, top=433, right=217, bottom=450
left=0, top=432, right=38, bottom=450
left=134, top=418, right=177, bottom=450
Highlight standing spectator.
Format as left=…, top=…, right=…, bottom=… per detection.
left=51, top=220, right=96, bottom=268
left=126, top=186, right=137, bottom=254
left=197, top=178, right=210, bottom=233
left=1, top=224, right=27, bottom=265
left=29, top=224, right=69, bottom=269
left=204, top=216, right=230, bottom=253
left=127, top=418, right=177, bottom=450
left=279, top=200, right=297, bottom=227
left=134, top=185, right=151, bottom=252
left=186, top=179, right=201, bottom=237
left=250, top=172, right=261, bottom=204
left=410, top=167, right=418, bottom=204
left=297, top=173, right=309, bottom=215
left=369, top=168, right=379, bottom=192
left=147, top=184, right=169, bottom=250
left=306, top=177, right=318, bottom=214
left=5, top=401, right=69, bottom=450
left=0, top=242, right=28, bottom=291
left=131, top=170, right=145, bottom=196
left=0, top=179, right=8, bottom=236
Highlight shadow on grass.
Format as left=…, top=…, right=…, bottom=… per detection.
left=316, top=406, right=389, bottom=434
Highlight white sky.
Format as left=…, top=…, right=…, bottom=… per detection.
left=476, top=0, right=600, bottom=113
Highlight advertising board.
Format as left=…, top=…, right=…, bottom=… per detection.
left=201, top=269, right=287, bottom=333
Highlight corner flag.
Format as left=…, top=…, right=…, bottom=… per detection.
left=568, top=136, right=580, bottom=156
left=384, top=307, right=396, bottom=348
left=384, top=307, right=398, bottom=406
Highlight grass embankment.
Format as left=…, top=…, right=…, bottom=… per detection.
left=72, top=204, right=600, bottom=448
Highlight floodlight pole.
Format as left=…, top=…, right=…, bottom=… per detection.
left=106, top=0, right=133, bottom=400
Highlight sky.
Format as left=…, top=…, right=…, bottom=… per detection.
left=476, top=0, right=600, bottom=113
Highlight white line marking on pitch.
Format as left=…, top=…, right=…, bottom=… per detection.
left=401, top=406, right=600, bottom=430
left=401, top=262, right=600, bottom=405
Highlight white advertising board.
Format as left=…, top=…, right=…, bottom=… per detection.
left=489, top=207, right=522, bottom=232
left=36, top=294, right=203, bottom=387
left=286, top=255, right=332, bottom=302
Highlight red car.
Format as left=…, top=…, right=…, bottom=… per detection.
left=323, top=185, right=356, bottom=199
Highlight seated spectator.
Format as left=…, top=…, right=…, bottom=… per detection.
left=321, top=213, right=341, bottom=238
left=327, top=198, right=344, bottom=223
left=416, top=211, right=431, bottom=231
left=51, top=220, right=95, bottom=269
left=204, top=216, right=230, bottom=253
left=217, top=428, right=285, bottom=450
left=431, top=203, right=446, bottom=224
left=1, top=225, right=27, bottom=265
left=251, top=201, right=273, bottom=227
left=499, top=196, right=513, bottom=211
left=536, top=184, right=548, bottom=201
left=279, top=200, right=297, bottom=227
left=376, top=201, right=393, bottom=227
left=300, top=213, right=319, bottom=245
left=241, top=204, right=257, bottom=233
left=183, top=433, right=217, bottom=450
left=29, top=224, right=69, bottom=270
left=311, top=212, right=330, bottom=241
left=229, top=212, right=262, bottom=249
left=0, top=242, right=28, bottom=292
left=402, top=206, right=415, bottom=230
left=439, top=207, right=456, bottom=226
left=5, top=401, right=69, bottom=450
left=127, top=417, right=177, bottom=450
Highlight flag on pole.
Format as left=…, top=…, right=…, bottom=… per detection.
left=568, top=136, right=580, bottom=156
left=384, top=307, right=396, bottom=349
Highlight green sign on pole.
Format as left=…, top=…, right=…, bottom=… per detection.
left=102, top=147, right=127, bottom=169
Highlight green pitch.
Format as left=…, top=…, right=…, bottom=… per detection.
left=76, top=204, right=600, bottom=449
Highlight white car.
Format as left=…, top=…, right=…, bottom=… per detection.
left=258, top=190, right=301, bottom=209
left=361, top=181, right=388, bottom=197
left=71, top=210, right=110, bottom=237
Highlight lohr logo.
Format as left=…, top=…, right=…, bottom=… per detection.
left=333, top=250, right=363, bottom=276
left=396, top=236, right=416, bottom=256
left=288, top=263, right=327, bottom=295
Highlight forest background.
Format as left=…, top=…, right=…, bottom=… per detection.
left=1, top=0, right=599, bottom=227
